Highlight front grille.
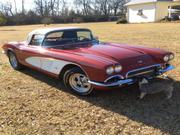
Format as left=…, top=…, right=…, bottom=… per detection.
left=127, top=66, right=158, bottom=78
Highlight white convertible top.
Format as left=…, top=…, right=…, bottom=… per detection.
left=28, top=27, right=85, bottom=35
left=26, top=27, right=89, bottom=44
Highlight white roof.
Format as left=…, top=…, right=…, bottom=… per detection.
left=125, top=0, right=172, bottom=6
left=28, top=27, right=85, bottom=35
left=26, top=27, right=89, bottom=44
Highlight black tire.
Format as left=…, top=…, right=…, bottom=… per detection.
left=8, top=51, right=23, bottom=70
left=63, top=67, right=93, bottom=96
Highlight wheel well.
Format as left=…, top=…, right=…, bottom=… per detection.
left=59, top=64, right=85, bottom=80
left=7, top=49, right=13, bottom=56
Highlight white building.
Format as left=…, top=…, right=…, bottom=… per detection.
left=125, top=0, right=180, bottom=23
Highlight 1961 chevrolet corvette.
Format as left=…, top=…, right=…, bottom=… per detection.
left=2, top=27, right=175, bottom=95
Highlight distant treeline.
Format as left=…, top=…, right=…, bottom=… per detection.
left=1, top=12, right=121, bottom=26
left=0, top=0, right=127, bottom=26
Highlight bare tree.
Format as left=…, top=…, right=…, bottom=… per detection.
left=49, top=0, right=56, bottom=16
left=34, top=0, right=66, bottom=16
left=95, top=0, right=112, bottom=16
left=110, top=0, right=126, bottom=16
left=13, top=0, right=17, bottom=14
left=0, top=0, right=128, bottom=26
left=34, top=0, right=44, bottom=16
left=44, top=0, right=50, bottom=16
left=22, top=0, right=25, bottom=14
left=60, top=0, right=69, bottom=16
left=0, top=2, right=14, bottom=16
left=74, top=0, right=94, bottom=15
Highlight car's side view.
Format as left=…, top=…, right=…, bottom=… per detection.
left=2, top=27, right=175, bottom=95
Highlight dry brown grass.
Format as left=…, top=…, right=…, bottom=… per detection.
left=0, top=22, right=180, bottom=135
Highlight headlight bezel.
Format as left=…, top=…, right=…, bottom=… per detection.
left=169, top=54, right=174, bottom=60
left=163, top=54, right=175, bottom=62
left=114, top=65, right=123, bottom=73
left=106, top=64, right=122, bottom=75
left=106, top=66, right=114, bottom=75
left=163, top=55, right=169, bottom=62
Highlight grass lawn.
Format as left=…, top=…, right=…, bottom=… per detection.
left=0, top=22, right=180, bottom=135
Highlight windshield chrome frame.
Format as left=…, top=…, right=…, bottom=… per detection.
left=41, top=29, right=95, bottom=47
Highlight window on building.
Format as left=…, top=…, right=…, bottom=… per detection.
left=137, top=9, right=143, bottom=16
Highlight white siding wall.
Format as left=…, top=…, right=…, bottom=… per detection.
left=155, top=2, right=170, bottom=21
left=128, top=3, right=156, bottom=23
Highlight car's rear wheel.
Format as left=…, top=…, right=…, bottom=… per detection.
left=8, top=51, right=23, bottom=70
left=63, top=67, right=93, bottom=96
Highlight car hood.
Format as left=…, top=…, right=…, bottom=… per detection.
left=77, top=43, right=156, bottom=68
left=76, top=43, right=146, bottom=61
left=51, top=43, right=158, bottom=70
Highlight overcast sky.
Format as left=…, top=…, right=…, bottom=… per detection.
left=2, top=0, right=72, bottom=12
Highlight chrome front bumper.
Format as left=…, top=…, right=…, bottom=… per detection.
left=89, top=65, right=175, bottom=87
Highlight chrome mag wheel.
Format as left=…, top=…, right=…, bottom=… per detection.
left=9, top=52, right=18, bottom=68
left=8, top=51, right=23, bottom=70
left=69, top=73, right=92, bottom=93
left=63, top=67, right=93, bottom=96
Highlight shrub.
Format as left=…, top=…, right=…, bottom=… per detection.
left=0, top=14, right=7, bottom=26
left=73, top=17, right=84, bottom=23
left=41, top=17, right=53, bottom=26
left=116, top=18, right=127, bottom=24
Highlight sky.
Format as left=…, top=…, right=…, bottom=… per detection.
left=2, top=0, right=34, bottom=11
left=2, top=0, right=72, bottom=12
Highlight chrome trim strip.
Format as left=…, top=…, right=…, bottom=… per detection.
left=159, top=65, right=175, bottom=73
left=89, top=65, right=174, bottom=87
left=128, top=69, right=155, bottom=78
left=104, top=75, right=124, bottom=83
left=89, top=79, right=134, bottom=87
left=126, top=64, right=161, bottom=78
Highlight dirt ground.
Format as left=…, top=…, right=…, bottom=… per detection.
left=0, top=22, right=180, bottom=135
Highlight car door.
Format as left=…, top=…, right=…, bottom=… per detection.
left=19, top=34, right=44, bottom=69
left=40, top=31, right=69, bottom=75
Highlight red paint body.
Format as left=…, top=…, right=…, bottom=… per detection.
left=2, top=41, right=172, bottom=83
left=1, top=27, right=174, bottom=92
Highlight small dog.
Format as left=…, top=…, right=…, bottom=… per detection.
left=139, top=76, right=174, bottom=99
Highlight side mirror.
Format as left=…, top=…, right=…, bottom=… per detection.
left=94, top=36, right=99, bottom=42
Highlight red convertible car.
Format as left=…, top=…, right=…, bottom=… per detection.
left=2, top=27, right=175, bottom=95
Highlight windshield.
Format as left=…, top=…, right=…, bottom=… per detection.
left=30, top=34, right=44, bottom=46
left=43, top=29, right=94, bottom=47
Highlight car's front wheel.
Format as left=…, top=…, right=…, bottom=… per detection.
left=63, top=67, right=93, bottom=96
left=8, top=51, right=23, bottom=70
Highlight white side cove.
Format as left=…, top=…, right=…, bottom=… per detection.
left=26, top=57, right=41, bottom=68
left=25, top=57, right=72, bottom=75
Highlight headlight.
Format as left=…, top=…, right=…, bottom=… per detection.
left=169, top=54, right=174, bottom=60
left=106, top=66, right=114, bottom=75
left=2, top=50, right=5, bottom=54
left=163, top=55, right=169, bottom=62
left=115, top=65, right=122, bottom=73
